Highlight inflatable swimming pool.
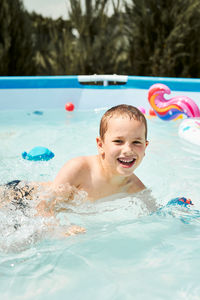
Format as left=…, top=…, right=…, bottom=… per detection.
left=0, top=75, right=200, bottom=300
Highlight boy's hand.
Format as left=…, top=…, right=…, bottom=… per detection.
left=64, top=225, right=86, bottom=236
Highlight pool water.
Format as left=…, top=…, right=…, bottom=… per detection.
left=0, top=108, right=200, bottom=300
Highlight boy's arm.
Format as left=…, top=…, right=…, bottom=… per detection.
left=35, top=157, right=88, bottom=216
left=52, top=156, right=87, bottom=189
left=50, top=156, right=88, bottom=204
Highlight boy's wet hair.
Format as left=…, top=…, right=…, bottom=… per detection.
left=99, top=104, right=147, bottom=140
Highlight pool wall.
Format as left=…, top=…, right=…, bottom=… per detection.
left=0, top=75, right=200, bottom=110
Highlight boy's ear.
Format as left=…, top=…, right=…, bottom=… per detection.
left=143, top=140, right=149, bottom=157
left=96, top=137, right=104, bottom=154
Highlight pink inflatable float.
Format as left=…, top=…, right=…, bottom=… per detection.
left=148, top=84, right=200, bottom=120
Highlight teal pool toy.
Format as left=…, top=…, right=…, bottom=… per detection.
left=22, top=146, right=54, bottom=161
left=156, top=197, right=195, bottom=224
left=167, top=197, right=193, bottom=207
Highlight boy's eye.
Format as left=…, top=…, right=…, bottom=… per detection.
left=113, top=140, right=123, bottom=144
left=133, top=141, right=141, bottom=144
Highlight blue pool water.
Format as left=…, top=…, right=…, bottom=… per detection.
left=0, top=106, right=200, bottom=300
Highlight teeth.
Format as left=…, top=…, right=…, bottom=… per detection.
left=118, top=158, right=135, bottom=163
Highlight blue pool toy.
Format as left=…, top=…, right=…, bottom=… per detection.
left=156, top=197, right=196, bottom=224
left=167, top=197, right=193, bottom=208
left=33, top=110, right=43, bottom=115
left=22, top=146, right=55, bottom=161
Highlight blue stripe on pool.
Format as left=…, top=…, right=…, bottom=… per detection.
left=1, top=75, right=200, bottom=91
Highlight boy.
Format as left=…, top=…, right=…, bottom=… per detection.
left=1, top=105, right=151, bottom=217
left=51, top=104, right=149, bottom=202
left=51, top=104, right=192, bottom=211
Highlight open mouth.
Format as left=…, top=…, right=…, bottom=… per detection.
left=117, top=158, right=136, bottom=168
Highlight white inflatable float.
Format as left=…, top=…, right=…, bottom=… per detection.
left=179, top=118, right=200, bottom=146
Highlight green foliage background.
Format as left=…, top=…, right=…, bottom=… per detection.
left=0, top=0, right=200, bottom=77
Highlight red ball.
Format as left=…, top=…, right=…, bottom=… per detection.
left=149, top=108, right=156, bottom=116
left=65, top=102, right=75, bottom=111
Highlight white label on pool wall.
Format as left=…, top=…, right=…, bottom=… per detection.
left=179, top=118, right=200, bottom=146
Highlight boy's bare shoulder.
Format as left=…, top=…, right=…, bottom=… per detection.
left=66, top=155, right=89, bottom=167
left=53, top=155, right=95, bottom=187
left=58, top=156, right=91, bottom=179
left=64, top=155, right=94, bottom=171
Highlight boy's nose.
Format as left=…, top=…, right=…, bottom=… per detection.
left=122, top=143, right=133, bottom=155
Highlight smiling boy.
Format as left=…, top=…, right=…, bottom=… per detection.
left=0, top=105, right=151, bottom=227
left=52, top=104, right=149, bottom=201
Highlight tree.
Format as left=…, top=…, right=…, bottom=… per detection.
left=0, top=0, right=36, bottom=75
left=68, top=0, right=126, bottom=74
left=30, top=13, right=74, bottom=75
left=0, top=0, right=10, bottom=74
left=124, top=0, right=200, bottom=77
left=160, top=0, right=200, bottom=77
left=1, top=0, right=200, bottom=76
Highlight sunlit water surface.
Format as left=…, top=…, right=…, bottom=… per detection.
left=0, top=109, right=200, bottom=300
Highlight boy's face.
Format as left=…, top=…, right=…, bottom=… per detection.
left=97, top=116, right=148, bottom=177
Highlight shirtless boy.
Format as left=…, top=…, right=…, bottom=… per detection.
left=0, top=105, right=150, bottom=226
left=52, top=105, right=191, bottom=210
left=52, top=104, right=149, bottom=201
